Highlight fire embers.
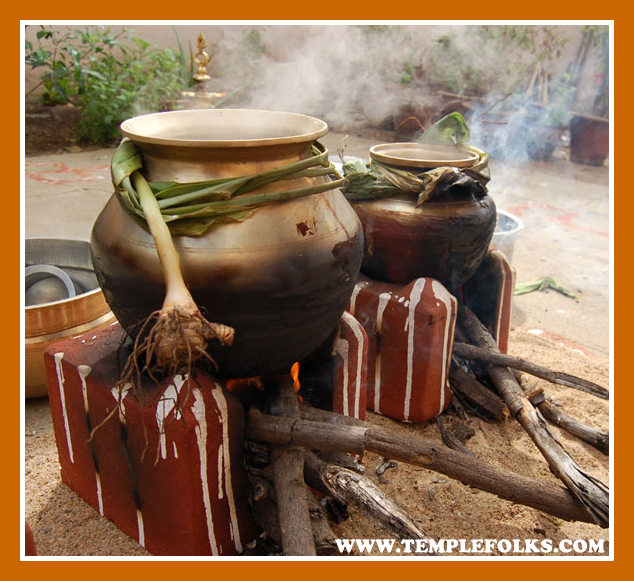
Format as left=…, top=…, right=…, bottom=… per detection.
left=349, top=276, right=457, bottom=423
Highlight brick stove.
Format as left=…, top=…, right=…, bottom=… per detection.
left=44, top=307, right=368, bottom=556
left=44, top=249, right=513, bottom=556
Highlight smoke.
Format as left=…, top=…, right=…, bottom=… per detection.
left=202, top=24, right=601, bottom=166
left=211, top=25, right=444, bottom=130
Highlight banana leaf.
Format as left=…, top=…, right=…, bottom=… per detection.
left=340, top=112, right=490, bottom=202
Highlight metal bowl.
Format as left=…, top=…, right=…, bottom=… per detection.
left=490, top=210, right=523, bottom=262
left=25, top=238, right=116, bottom=398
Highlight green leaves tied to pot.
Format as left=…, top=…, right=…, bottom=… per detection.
left=340, top=156, right=488, bottom=205
left=339, top=111, right=489, bottom=205
left=111, top=139, right=344, bottom=236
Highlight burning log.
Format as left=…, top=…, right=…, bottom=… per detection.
left=267, top=376, right=316, bottom=556
left=452, top=341, right=609, bottom=400
left=458, top=305, right=609, bottom=528
left=247, top=407, right=598, bottom=525
left=252, top=378, right=435, bottom=555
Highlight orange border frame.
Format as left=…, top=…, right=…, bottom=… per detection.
left=12, top=8, right=620, bottom=579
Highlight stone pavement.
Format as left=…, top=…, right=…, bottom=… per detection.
left=23, top=132, right=611, bottom=356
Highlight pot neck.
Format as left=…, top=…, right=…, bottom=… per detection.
left=136, top=141, right=316, bottom=183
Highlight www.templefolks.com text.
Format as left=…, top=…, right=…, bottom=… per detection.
left=335, top=538, right=606, bottom=555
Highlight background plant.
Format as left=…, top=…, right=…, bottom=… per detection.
left=25, top=26, right=189, bottom=144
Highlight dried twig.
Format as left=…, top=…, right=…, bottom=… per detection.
left=449, top=366, right=509, bottom=421
left=453, top=341, right=609, bottom=400
left=527, top=392, right=609, bottom=455
left=247, top=407, right=599, bottom=526
left=435, top=416, right=475, bottom=456
left=268, top=378, right=316, bottom=556
left=458, top=306, right=609, bottom=528
left=304, top=451, right=433, bottom=547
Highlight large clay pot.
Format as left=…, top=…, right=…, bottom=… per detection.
left=351, top=143, right=496, bottom=291
left=91, top=109, right=363, bottom=379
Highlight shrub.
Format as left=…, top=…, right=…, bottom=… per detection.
left=26, top=26, right=188, bottom=144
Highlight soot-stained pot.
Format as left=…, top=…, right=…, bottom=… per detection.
left=90, top=109, right=363, bottom=379
left=351, top=143, right=496, bottom=291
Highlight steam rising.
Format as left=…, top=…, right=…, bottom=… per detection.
left=211, top=25, right=442, bottom=129
left=200, top=24, right=607, bottom=165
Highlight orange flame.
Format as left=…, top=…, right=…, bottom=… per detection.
left=290, top=362, right=301, bottom=393
left=225, top=377, right=264, bottom=392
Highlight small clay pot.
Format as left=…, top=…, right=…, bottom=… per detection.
left=351, top=143, right=496, bottom=291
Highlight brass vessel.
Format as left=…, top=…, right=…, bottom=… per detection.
left=91, top=109, right=363, bottom=379
left=25, top=238, right=116, bottom=398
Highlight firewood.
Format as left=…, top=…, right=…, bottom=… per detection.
left=248, top=475, right=282, bottom=550
left=268, top=377, right=316, bottom=556
left=458, top=306, right=609, bottom=528
left=527, top=394, right=609, bottom=455
left=449, top=366, right=509, bottom=420
left=316, top=450, right=365, bottom=474
left=304, top=450, right=434, bottom=548
left=248, top=473, right=339, bottom=556
left=247, top=408, right=598, bottom=526
left=452, top=341, right=609, bottom=400
left=306, top=492, right=339, bottom=556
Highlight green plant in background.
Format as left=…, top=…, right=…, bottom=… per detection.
left=26, top=27, right=128, bottom=104
left=75, top=36, right=185, bottom=143
left=25, top=26, right=188, bottom=144
left=478, top=25, right=571, bottom=106
left=545, top=72, right=576, bottom=126
left=243, top=29, right=270, bottom=58
left=482, top=25, right=569, bottom=68
left=399, top=58, right=420, bottom=87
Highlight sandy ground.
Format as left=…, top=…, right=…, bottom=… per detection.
left=24, top=327, right=610, bottom=558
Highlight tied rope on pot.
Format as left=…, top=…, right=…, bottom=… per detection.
left=110, top=139, right=344, bottom=384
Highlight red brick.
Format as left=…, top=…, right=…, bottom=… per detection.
left=332, top=311, right=368, bottom=420
left=349, top=278, right=457, bottom=422
left=462, top=250, right=515, bottom=354
left=44, top=323, right=257, bottom=556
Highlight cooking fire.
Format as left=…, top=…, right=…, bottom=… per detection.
left=38, top=109, right=608, bottom=557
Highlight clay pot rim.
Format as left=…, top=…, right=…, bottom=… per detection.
left=369, top=142, right=479, bottom=169
left=120, top=109, right=329, bottom=148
